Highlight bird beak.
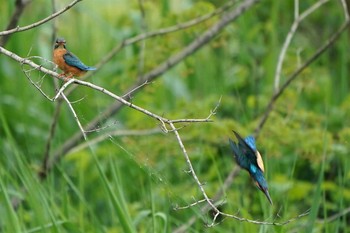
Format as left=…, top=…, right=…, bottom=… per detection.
left=262, top=187, right=273, bottom=205
left=255, top=181, right=273, bottom=205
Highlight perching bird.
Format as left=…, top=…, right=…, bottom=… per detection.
left=229, top=130, right=273, bottom=205
left=53, top=38, right=96, bottom=79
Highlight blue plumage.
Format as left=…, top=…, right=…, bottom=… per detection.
left=63, top=51, right=96, bottom=71
left=229, top=130, right=273, bottom=205
left=244, top=136, right=257, bottom=151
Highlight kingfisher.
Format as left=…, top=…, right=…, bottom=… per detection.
left=53, top=38, right=96, bottom=79
left=229, top=130, right=273, bottom=205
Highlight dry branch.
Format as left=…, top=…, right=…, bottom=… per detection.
left=274, top=0, right=330, bottom=91
left=255, top=18, right=350, bottom=135
left=0, top=0, right=32, bottom=46
left=0, top=0, right=81, bottom=36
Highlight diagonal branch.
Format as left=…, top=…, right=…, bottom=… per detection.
left=52, top=79, right=214, bottom=126
left=86, top=0, right=241, bottom=74
left=255, top=18, right=350, bottom=135
left=0, top=0, right=81, bottom=36
left=0, top=46, right=62, bottom=79
left=0, top=0, right=32, bottom=46
left=274, top=0, right=330, bottom=91
left=60, top=93, right=87, bottom=140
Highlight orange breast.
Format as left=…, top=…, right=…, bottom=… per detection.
left=53, top=48, right=86, bottom=77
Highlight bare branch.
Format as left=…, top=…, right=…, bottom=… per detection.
left=0, top=0, right=32, bottom=46
left=93, top=0, right=240, bottom=70
left=137, top=0, right=147, bottom=78
left=0, top=46, right=62, bottom=79
left=340, top=0, right=350, bottom=21
left=126, top=0, right=238, bottom=46
left=121, top=80, right=153, bottom=99
left=0, top=0, right=81, bottom=36
left=173, top=199, right=209, bottom=210
left=170, top=122, right=219, bottom=212
left=84, top=0, right=255, bottom=78
left=274, top=0, right=330, bottom=91
left=169, top=97, right=221, bottom=123
left=256, top=16, right=350, bottom=135
left=56, top=79, right=212, bottom=126
left=61, top=93, right=87, bottom=140
left=317, top=206, right=350, bottom=223
left=173, top=167, right=240, bottom=233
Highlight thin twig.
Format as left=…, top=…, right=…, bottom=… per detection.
left=170, top=122, right=220, bottom=212
left=340, top=0, right=350, bottom=20
left=274, top=0, right=330, bottom=91
left=61, top=93, right=87, bottom=140
left=53, top=78, right=213, bottom=126
left=173, top=199, right=209, bottom=210
left=0, top=0, right=81, bottom=36
left=121, top=80, right=152, bottom=99
left=21, top=56, right=58, bottom=99
left=137, top=0, right=147, bottom=78
left=89, top=0, right=240, bottom=73
left=317, top=206, right=350, bottom=223
left=256, top=18, right=350, bottom=135
left=0, top=46, right=62, bottom=79
left=173, top=167, right=240, bottom=233
left=0, top=0, right=32, bottom=46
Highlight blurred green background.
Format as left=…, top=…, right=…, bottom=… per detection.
left=0, top=0, right=349, bottom=232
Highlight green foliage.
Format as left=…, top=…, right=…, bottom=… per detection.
left=1, top=0, right=350, bottom=232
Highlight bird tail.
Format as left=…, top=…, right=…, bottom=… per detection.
left=86, top=67, right=97, bottom=71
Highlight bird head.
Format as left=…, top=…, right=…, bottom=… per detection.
left=54, top=38, right=66, bottom=49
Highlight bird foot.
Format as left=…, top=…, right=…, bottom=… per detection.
left=58, top=73, right=73, bottom=82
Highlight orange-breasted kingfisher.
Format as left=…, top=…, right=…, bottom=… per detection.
left=229, top=130, right=273, bottom=205
left=53, top=38, right=96, bottom=79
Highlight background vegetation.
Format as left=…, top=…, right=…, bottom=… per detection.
left=0, top=0, right=349, bottom=232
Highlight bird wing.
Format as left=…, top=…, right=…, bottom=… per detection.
left=244, top=136, right=265, bottom=172
left=232, top=131, right=256, bottom=156
left=229, top=138, right=249, bottom=169
left=244, top=136, right=257, bottom=151
left=228, top=138, right=240, bottom=157
left=232, top=130, right=264, bottom=171
left=255, top=151, right=265, bottom=172
left=63, top=51, right=96, bottom=71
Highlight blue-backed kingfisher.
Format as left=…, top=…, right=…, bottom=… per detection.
left=53, top=38, right=96, bottom=79
left=229, top=130, right=273, bottom=205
